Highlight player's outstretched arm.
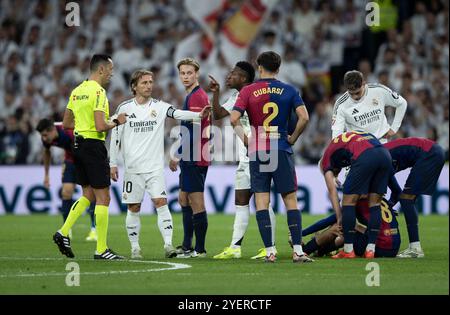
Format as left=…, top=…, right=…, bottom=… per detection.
left=324, top=169, right=342, bottom=225
left=166, top=106, right=211, bottom=121
left=94, top=111, right=127, bottom=132
left=208, top=75, right=229, bottom=120
left=387, top=174, right=402, bottom=207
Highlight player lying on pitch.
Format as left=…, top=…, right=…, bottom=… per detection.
left=295, top=198, right=401, bottom=258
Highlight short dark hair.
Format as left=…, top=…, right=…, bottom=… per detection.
left=36, top=118, right=54, bottom=133
left=90, top=54, right=112, bottom=71
left=256, top=51, right=281, bottom=73
left=343, top=70, right=364, bottom=91
left=235, top=61, right=255, bottom=83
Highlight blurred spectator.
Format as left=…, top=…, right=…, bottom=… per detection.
left=0, top=0, right=448, bottom=165
left=297, top=99, right=333, bottom=164
left=278, top=44, right=307, bottom=90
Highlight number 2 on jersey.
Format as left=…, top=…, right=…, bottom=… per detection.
left=263, top=102, right=279, bottom=132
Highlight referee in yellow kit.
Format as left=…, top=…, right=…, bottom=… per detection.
left=53, top=54, right=128, bottom=260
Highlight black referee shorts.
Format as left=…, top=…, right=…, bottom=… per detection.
left=73, top=137, right=110, bottom=189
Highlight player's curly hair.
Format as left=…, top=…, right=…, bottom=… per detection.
left=177, top=58, right=200, bottom=72
left=130, top=69, right=154, bottom=95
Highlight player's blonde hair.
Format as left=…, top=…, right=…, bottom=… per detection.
left=130, top=69, right=154, bottom=95
left=176, top=57, right=200, bottom=72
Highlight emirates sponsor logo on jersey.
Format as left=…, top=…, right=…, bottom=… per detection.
left=353, top=109, right=382, bottom=123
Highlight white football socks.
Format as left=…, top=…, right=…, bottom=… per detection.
left=410, top=241, right=422, bottom=251
left=156, top=205, right=173, bottom=246
left=344, top=243, right=354, bottom=253
left=230, top=205, right=250, bottom=248
left=126, top=210, right=141, bottom=249
left=366, top=243, right=376, bottom=252
left=293, top=245, right=304, bottom=256
left=268, top=204, right=276, bottom=246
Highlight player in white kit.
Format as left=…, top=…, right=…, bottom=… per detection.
left=208, top=61, right=277, bottom=260
left=110, top=69, right=210, bottom=259
left=332, top=70, right=407, bottom=143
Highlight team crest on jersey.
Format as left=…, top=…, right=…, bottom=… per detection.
left=372, top=98, right=379, bottom=106
left=122, top=193, right=128, bottom=200
left=151, top=110, right=157, bottom=118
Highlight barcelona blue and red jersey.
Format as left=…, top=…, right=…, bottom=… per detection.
left=321, top=131, right=382, bottom=173
left=356, top=199, right=401, bottom=251
left=233, top=78, right=304, bottom=155
left=384, top=137, right=435, bottom=172
left=180, top=85, right=211, bottom=166
left=44, top=124, right=74, bottom=163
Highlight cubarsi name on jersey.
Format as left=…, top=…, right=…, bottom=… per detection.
left=353, top=109, right=382, bottom=122
left=129, top=121, right=157, bottom=127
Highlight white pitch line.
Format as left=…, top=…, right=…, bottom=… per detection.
left=0, top=256, right=191, bottom=278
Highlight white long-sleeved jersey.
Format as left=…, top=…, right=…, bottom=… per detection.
left=110, top=97, right=200, bottom=173
left=331, top=83, right=407, bottom=141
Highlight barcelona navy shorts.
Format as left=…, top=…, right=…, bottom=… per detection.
left=404, top=144, right=445, bottom=195
left=61, top=161, right=76, bottom=183
left=353, top=232, right=399, bottom=258
left=249, top=150, right=297, bottom=194
left=179, top=161, right=208, bottom=193
left=344, top=147, right=392, bottom=195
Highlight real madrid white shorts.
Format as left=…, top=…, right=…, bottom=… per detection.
left=121, top=169, right=167, bottom=204
left=235, top=133, right=251, bottom=190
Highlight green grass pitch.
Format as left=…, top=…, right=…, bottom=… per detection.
left=0, top=213, right=448, bottom=295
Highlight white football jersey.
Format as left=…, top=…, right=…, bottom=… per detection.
left=222, top=90, right=251, bottom=162
left=110, top=98, right=176, bottom=173
left=331, top=83, right=407, bottom=141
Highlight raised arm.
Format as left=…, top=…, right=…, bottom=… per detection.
left=208, top=75, right=229, bottom=120
left=166, top=105, right=210, bottom=121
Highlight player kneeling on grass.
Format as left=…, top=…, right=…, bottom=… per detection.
left=299, top=198, right=401, bottom=258
left=110, top=69, right=211, bottom=259
left=319, top=131, right=393, bottom=259
left=385, top=137, right=445, bottom=258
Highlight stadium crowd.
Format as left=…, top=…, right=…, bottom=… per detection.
left=0, top=0, right=448, bottom=165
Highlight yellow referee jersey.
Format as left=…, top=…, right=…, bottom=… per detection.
left=67, top=80, right=110, bottom=141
